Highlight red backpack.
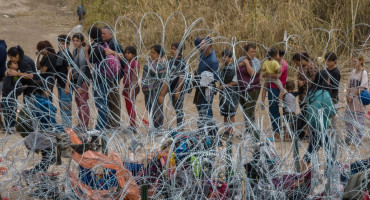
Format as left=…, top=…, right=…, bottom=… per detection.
left=99, top=42, right=120, bottom=79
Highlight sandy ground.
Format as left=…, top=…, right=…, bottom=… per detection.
left=0, top=0, right=369, bottom=199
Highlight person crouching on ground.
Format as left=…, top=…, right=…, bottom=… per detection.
left=23, top=77, right=66, bottom=175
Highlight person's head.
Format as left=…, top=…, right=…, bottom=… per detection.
left=150, top=44, right=165, bottom=61
left=35, top=77, right=55, bottom=97
left=243, top=43, right=257, bottom=60
left=88, top=26, right=102, bottom=41
left=102, top=26, right=113, bottom=42
left=324, top=52, right=337, bottom=68
left=36, top=40, right=56, bottom=56
left=124, top=46, right=137, bottom=61
left=199, top=36, right=213, bottom=52
left=279, top=49, right=285, bottom=62
left=285, top=80, right=295, bottom=92
left=57, top=34, right=71, bottom=50
left=267, top=48, right=279, bottom=61
left=292, top=52, right=310, bottom=67
left=7, top=60, right=18, bottom=70
left=309, top=70, right=330, bottom=94
left=7, top=45, right=24, bottom=63
left=170, top=42, right=185, bottom=57
left=72, top=33, right=85, bottom=49
left=351, top=54, right=365, bottom=69
left=221, top=49, right=233, bottom=65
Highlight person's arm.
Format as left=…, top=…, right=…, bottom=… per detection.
left=237, top=59, right=255, bottom=77
left=36, top=55, right=42, bottom=70
left=158, top=63, right=168, bottom=104
left=8, top=69, right=33, bottom=79
left=64, top=65, right=72, bottom=94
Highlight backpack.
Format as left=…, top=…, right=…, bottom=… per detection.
left=99, top=42, right=120, bottom=79
left=15, top=107, right=35, bottom=138
left=357, top=70, right=370, bottom=105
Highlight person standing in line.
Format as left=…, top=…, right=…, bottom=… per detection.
left=218, top=49, right=239, bottom=139
left=345, top=54, right=368, bottom=145
left=260, top=48, right=288, bottom=141
left=101, top=26, right=124, bottom=129
left=122, top=46, right=140, bottom=133
left=301, top=70, right=337, bottom=171
left=55, top=34, right=73, bottom=127
left=324, top=52, right=341, bottom=105
left=142, top=44, right=167, bottom=129
left=237, top=44, right=261, bottom=142
left=192, top=36, right=219, bottom=127
left=72, top=33, right=91, bottom=130
left=281, top=80, right=302, bottom=141
left=36, top=40, right=57, bottom=79
left=0, top=39, right=7, bottom=129
left=292, top=52, right=318, bottom=139
left=84, top=26, right=109, bottom=152
left=158, top=42, right=186, bottom=130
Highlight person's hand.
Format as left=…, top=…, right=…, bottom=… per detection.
left=158, top=95, right=164, bottom=105
left=298, top=80, right=304, bottom=87
left=77, top=87, right=83, bottom=94
left=105, top=48, right=115, bottom=56
left=7, top=69, right=19, bottom=76
left=218, top=85, right=223, bottom=90
left=64, top=85, right=70, bottom=94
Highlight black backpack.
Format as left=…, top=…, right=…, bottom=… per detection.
left=15, top=106, right=35, bottom=138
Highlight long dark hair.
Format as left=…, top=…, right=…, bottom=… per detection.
left=37, top=40, right=56, bottom=54
left=308, top=70, right=330, bottom=95
left=7, top=45, right=24, bottom=59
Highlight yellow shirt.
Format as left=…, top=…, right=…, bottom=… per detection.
left=262, top=59, right=281, bottom=74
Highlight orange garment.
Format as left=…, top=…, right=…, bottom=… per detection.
left=67, top=128, right=140, bottom=200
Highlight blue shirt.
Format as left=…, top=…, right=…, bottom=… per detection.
left=35, top=94, right=64, bottom=132
left=194, top=38, right=220, bottom=81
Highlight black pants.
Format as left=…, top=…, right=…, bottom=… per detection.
left=303, top=128, right=331, bottom=164
left=31, top=148, right=56, bottom=173
left=296, top=103, right=307, bottom=139
left=170, top=92, right=185, bottom=127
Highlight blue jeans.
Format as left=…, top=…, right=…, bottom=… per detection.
left=196, top=93, right=214, bottom=126
left=93, top=82, right=109, bottom=131
left=58, top=87, right=72, bottom=127
left=268, top=88, right=281, bottom=133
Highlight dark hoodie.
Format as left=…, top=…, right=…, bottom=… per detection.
left=0, top=40, right=7, bottom=80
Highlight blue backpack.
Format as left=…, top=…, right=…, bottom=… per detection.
left=359, top=70, right=370, bottom=105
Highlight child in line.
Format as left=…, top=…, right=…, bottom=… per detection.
left=122, top=46, right=140, bottom=133
left=260, top=48, right=286, bottom=109
left=282, top=80, right=302, bottom=141
left=72, top=33, right=91, bottom=130
left=218, top=50, right=239, bottom=140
